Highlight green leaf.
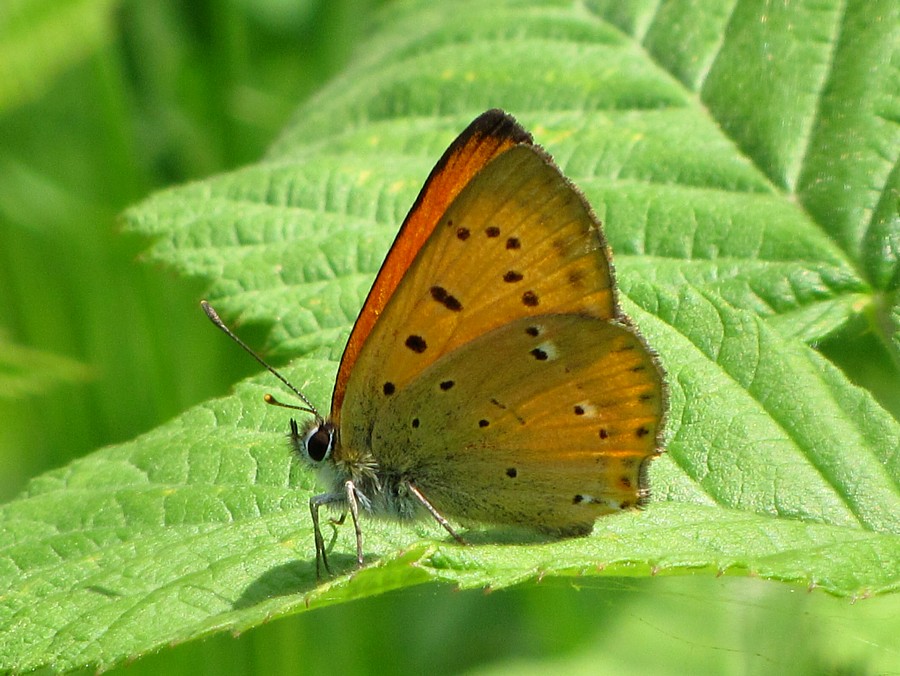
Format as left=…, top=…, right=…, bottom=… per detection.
left=2, top=0, right=898, bottom=671
left=0, top=334, right=93, bottom=399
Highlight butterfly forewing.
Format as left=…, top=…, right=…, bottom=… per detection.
left=338, top=145, right=619, bottom=457
left=368, top=315, right=664, bottom=534
left=332, top=111, right=531, bottom=420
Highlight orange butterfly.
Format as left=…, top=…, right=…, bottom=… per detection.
left=203, top=109, right=666, bottom=576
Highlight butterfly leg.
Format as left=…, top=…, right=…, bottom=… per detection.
left=344, top=480, right=366, bottom=568
left=406, top=482, right=467, bottom=545
left=309, top=492, right=346, bottom=578
left=324, top=511, right=346, bottom=553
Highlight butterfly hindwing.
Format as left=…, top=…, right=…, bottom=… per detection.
left=368, top=314, right=664, bottom=534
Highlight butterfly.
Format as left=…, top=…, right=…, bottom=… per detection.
left=203, top=109, right=666, bottom=576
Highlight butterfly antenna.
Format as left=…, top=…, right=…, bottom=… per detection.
left=200, top=300, right=322, bottom=421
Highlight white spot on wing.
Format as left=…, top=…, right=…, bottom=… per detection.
left=575, top=401, right=597, bottom=417
left=536, top=341, right=558, bottom=360
left=577, top=494, right=621, bottom=510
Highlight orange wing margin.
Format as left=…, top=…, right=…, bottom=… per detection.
left=332, top=110, right=532, bottom=418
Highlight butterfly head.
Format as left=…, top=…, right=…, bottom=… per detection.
left=289, top=416, right=336, bottom=465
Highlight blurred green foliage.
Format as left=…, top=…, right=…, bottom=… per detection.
left=0, top=0, right=373, bottom=500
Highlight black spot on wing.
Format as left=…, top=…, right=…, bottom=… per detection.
left=430, top=286, right=462, bottom=312
left=405, top=335, right=427, bottom=353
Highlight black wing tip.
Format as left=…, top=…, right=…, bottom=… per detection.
left=466, top=108, right=533, bottom=146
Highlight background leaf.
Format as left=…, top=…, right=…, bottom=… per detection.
left=1, top=0, right=898, bottom=673
left=0, top=0, right=119, bottom=110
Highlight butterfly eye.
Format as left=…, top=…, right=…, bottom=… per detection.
left=303, top=422, right=335, bottom=463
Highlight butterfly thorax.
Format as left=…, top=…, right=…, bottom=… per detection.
left=292, top=416, right=427, bottom=520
